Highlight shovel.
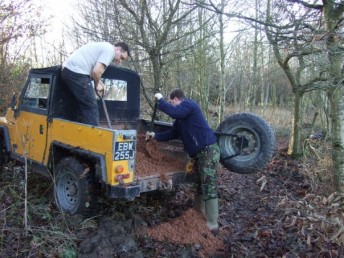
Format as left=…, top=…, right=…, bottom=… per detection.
left=145, top=97, right=159, bottom=158
left=150, top=99, right=158, bottom=131
left=95, top=87, right=111, bottom=129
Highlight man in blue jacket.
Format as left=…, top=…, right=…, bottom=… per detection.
left=146, top=89, right=220, bottom=231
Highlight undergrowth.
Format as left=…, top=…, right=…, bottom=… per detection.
left=0, top=105, right=340, bottom=257
left=0, top=166, right=94, bottom=257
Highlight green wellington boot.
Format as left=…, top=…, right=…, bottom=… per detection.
left=205, top=198, right=219, bottom=231
left=194, top=194, right=205, bottom=216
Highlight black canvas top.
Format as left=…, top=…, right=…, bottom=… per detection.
left=28, top=65, right=141, bottom=125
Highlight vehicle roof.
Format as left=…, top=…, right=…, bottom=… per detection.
left=29, top=66, right=61, bottom=74
left=29, top=65, right=141, bottom=125
left=30, top=65, right=140, bottom=78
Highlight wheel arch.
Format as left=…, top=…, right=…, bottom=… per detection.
left=48, top=141, right=106, bottom=181
left=0, top=126, right=12, bottom=152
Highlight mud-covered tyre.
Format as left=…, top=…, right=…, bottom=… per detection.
left=216, top=112, right=275, bottom=174
left=0, top=137, right=9, bottom=171
left=55, top=157, right=96, bottom=214
left=0, top=145, right=4, bottom=170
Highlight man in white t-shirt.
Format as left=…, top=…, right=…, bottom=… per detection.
left=61, top=41, right=130, bottom=126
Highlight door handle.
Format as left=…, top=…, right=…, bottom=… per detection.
left=39, top=125, right=44, bottom=134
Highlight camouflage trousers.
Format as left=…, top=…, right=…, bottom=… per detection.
left=195, top=143, right=220, bottom=201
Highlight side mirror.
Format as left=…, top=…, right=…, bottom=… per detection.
left=10, top=92, right=16, bottom=110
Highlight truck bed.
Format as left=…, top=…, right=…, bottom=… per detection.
left=100, top=118, right=188, bottom=177
left=135, top=134, right=186, bottom=175
left=99, top=119, right=196, bottom=193
left=134, top=133, right=196, bottom=192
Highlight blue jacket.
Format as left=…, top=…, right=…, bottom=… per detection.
left=154, top=98, right=217, bottom=157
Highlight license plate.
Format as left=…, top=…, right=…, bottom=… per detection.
left=114, top=141, right=135, bottom=161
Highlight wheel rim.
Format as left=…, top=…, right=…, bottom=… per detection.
left=223, top=127, right=260, bottom=161
left=56, top=169, right=80, bottom=212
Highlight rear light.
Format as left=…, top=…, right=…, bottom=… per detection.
left=115, top=173, right=130, bottom=183
left=115, top=165, right=124, bottom=173
left=122, top=174, right=130, bottom=179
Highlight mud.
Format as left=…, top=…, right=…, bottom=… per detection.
left=135, top=134, right=186, bottom=177
left=2, top=137, right=343, bottom=257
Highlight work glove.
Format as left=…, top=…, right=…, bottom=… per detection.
left=154, top=93, right=163, bottom=100
left=145, top=131, right=155, bottom=140
left=186, top=158, right=196, bottom=173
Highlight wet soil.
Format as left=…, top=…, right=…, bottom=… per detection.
left=1, top=136, right=344, bottom=257
left=75, top=136, right=344, bottom=257
left=135, top=134, right=186, bottom=177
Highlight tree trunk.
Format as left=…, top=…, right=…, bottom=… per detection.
left=264, top=0, right=306, bottom=157
left=288, top=91, right=304, bottom=156
left=323, top=1, right=344, bottom=191
left=329, top=88, right=344, bottom=191
left=218, top=0, right=225, bottom=124
left=197, top=5, right=208, bottom=119
left=250, top=0, right=260, bottom=112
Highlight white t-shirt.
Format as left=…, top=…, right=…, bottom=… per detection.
left=63, top=42, right=115, bottom=75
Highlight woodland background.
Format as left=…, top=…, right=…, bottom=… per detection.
left=2, top=1, right=344, bottom=257
left=2, top=0, right=344, bottom=185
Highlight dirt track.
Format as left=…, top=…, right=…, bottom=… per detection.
left=76, top=137, right=344, bottom=257
left=1, top=137, right=344, bottom=257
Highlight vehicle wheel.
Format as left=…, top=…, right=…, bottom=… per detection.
left=0, top=145, right=4, bottom=170
left=55, top=157, right=96, bottom=214
left=0, top=138, right=9, bottom=171
left=216, top=112, right=275, bottom=174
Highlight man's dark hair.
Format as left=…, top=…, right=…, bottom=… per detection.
left=170, top=89, right=185, bottom=100
left=115, top=42, right=131, bottom=57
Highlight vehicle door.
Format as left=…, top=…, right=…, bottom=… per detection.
left=13, top=75, right=52, bottom=164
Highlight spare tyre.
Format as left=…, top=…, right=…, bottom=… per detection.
left=216, top=112, right=275, bottom=174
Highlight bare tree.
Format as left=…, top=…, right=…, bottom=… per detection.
left=72, top=0, right=221, bottom=117
left=198, top=0, right=344, bottom=190
left=264, top=0, right=344, bottom=194
left=319, top=0, right=344, bottom=191
left=218, top=0, right=226, bottom=123
left=263, top=0, right=336, bottom=157
left=0, top=0, right=48, bottom=110
left=114, top=0, right=203, bottom=108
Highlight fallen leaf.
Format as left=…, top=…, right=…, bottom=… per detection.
left=256, top=175, right=267, bottom=191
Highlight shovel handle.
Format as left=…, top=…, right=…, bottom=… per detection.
left=150, top=99, right=158, bottom=131
left=95, top=86, right=112, bottom=129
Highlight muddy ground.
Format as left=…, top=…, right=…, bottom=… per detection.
left=1, top=137, right=344, bottom=257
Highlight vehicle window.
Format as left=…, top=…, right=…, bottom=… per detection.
left=97, top=78, right=127, bottom=101
left=22, top=77, right=50, bottom=109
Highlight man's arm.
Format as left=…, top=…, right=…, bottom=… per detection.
left=92, top=62, right=106, bottom=95
left=154, top=121, right=180, bottom=141
left=158, top=98, right=192, bottom=119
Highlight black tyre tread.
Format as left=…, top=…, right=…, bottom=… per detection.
left=55, top=156, right=96, bottom=214
left=217, top=112, right=275, bottom=174
left=0, top=137, right=9, bottom=170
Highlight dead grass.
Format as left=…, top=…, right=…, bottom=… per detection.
left=206, top=104, right=293, bottom=136
left=274, top=136, right=343, bottom=254
left=277, top=192, right=344, bottom=250
left=0, top=167, right=89, bottom=257
left=0, top=106, right=339, bottom=257
left=302, top=138, right=335, bottom=195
